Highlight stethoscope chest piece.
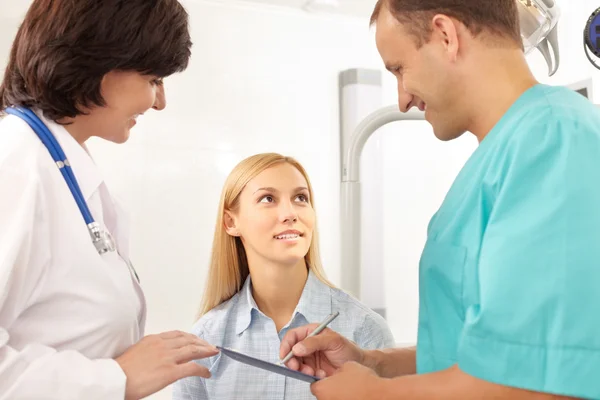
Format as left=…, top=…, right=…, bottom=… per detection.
left=89, top=222, right=117, bottom=254
left=4, top=106, right=141, bottom=283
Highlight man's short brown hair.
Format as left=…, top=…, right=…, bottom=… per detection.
left=0, top=0, right=192, bottom=121
left=370, top=0, right=522, bottom=49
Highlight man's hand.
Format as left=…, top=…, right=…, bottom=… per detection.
left=115, top=330, right=219, bottom=400
left=279, top=323, right=365, bottom=378
left=310, top=362, right=384, bottom=400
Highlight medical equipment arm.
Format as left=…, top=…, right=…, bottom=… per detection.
left=0, top=167, right=127, bottom=399
left=517, top=0, right=560, bottom=76
left=341, top=106, right=424, bottom=300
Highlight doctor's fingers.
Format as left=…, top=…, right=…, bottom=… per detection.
left=173, top=343, right=220, bottom=364
left=279, top=323, right=323, bottom=359
left=164, top=333, right=216, bottom=350
left=159, top=330, right=200, bottom=340
left=289, top=330, right=345, bottom=359
left=175, top=361, right=212, bottom=380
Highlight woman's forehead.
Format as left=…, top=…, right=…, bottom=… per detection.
left=244, top=164, right=309, bottom=193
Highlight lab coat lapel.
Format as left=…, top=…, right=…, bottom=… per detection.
left=41, top=115, right=103, bottom=202
left=38, top=111, right=147, bottom=336
left=107, top=190, right=147, bottom=335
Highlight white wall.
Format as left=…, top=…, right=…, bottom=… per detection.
left=0, top=1, right=599, bottom=399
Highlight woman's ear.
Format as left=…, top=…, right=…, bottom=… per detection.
left=223, top=211, right=240, bottom=237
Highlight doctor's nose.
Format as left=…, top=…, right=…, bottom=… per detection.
left=153, top=84, right=166, bottom=111
left=398, top=79, right=419, bottom=112
left=397, top=81, right=414, bottom=113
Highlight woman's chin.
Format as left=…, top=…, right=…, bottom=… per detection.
left=271, top=253, right=308, bottom=268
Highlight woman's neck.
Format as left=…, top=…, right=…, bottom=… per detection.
left=59, top=114, right=94, bottom=145
left=248, top=258, right=309, bottom=332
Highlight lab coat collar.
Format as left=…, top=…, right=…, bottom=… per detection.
left=234, top=269, right=333, bottom=335
left=38, top=111, right=104, bottom=201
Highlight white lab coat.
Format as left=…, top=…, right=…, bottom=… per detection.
left=0, top=111, right=146, bottom=399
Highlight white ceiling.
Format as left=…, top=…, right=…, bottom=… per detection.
left=0, top=0, right=378, bottom=20
left=219, top=0, right=377, bottom=18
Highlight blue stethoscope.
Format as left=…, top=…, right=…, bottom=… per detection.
left=5, top=106, right=140, bottom=281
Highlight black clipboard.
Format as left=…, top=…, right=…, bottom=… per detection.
left=217, top=346, right=321, bottom=383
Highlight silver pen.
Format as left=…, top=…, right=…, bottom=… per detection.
left=279, top=311, right=340, bottom=365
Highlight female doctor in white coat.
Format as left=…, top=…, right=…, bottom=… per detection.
left=0, top=0, right=218, bottom=399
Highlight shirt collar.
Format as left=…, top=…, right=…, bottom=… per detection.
left=37, top=111, right=104, bottom=201
left=234, top=277, right=256, bottom=335
left=234, top=269, right=333, bottom=335
left=294, top=270, right=333, bottom=325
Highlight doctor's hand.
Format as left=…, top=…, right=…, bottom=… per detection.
left=310, top=362, right=384, bottom=400
left=279, top=324, right=364, bottom=378
left=115, top=330, right=219, bottom=400
left=310, top=362, right=383, bottom=400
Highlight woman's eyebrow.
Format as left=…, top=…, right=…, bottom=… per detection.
left=253, top=186, right=308, bottom=194
left=253, top=187, right=277, bottom=194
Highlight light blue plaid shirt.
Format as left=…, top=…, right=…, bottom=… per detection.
left=172, top=270, right=395, bottom=400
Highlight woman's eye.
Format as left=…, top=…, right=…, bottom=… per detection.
left=260, top=195, right=274, bottom=203
left=296, top=194, right=309, bottom=202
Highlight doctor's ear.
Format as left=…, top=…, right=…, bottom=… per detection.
left=431, top=14, right=460, bottom=61
left=223, top=211, right=240, bottom=237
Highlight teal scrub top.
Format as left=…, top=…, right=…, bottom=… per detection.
left=417, top=84, right=600, bottom=398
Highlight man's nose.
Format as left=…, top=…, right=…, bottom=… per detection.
left=153, top=84, right=166, bottom=110
left=397, top=80, right=414, bottom=113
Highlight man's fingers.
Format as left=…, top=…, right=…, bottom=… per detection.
left=310, top=380, right=324, bottom=396
left=315, top=369, right=327, bottom=379
left=279, top=324, right=321, bottom=359
left=299, top=364, right=316, bottom=377
left=176, top=361, right=212, bottom=380
left=174, top=344, right=219, bottom=364
left=285, top=357, right=301, bottom=371
left=291, top=332, right=335, bottom=357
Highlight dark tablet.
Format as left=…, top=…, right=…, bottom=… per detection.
left=216, top=346, right=321, bottom=384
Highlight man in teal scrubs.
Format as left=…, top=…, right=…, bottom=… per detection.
left=279, top=0, right=600, bottom=399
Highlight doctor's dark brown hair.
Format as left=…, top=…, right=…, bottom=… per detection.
left=370, top=0, right=523, bottom=49
left=0, top=0, right=192, bottom=122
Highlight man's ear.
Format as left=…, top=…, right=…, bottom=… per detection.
left=431, top=14, right=460, bottom=62
left=224, top=211, right=240, bottom=237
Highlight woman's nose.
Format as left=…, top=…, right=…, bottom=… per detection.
left=153, top=84, right=166, bottom=110
left=279, top=201, right=298, bottom=223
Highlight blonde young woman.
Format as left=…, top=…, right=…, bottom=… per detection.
left=172, top=153, right=395, bottom=400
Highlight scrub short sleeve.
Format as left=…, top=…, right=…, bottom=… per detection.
left=457, top=117, right=600, bottom=399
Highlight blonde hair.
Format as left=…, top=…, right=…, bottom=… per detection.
left=198, top=153, right=334, bottom=317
